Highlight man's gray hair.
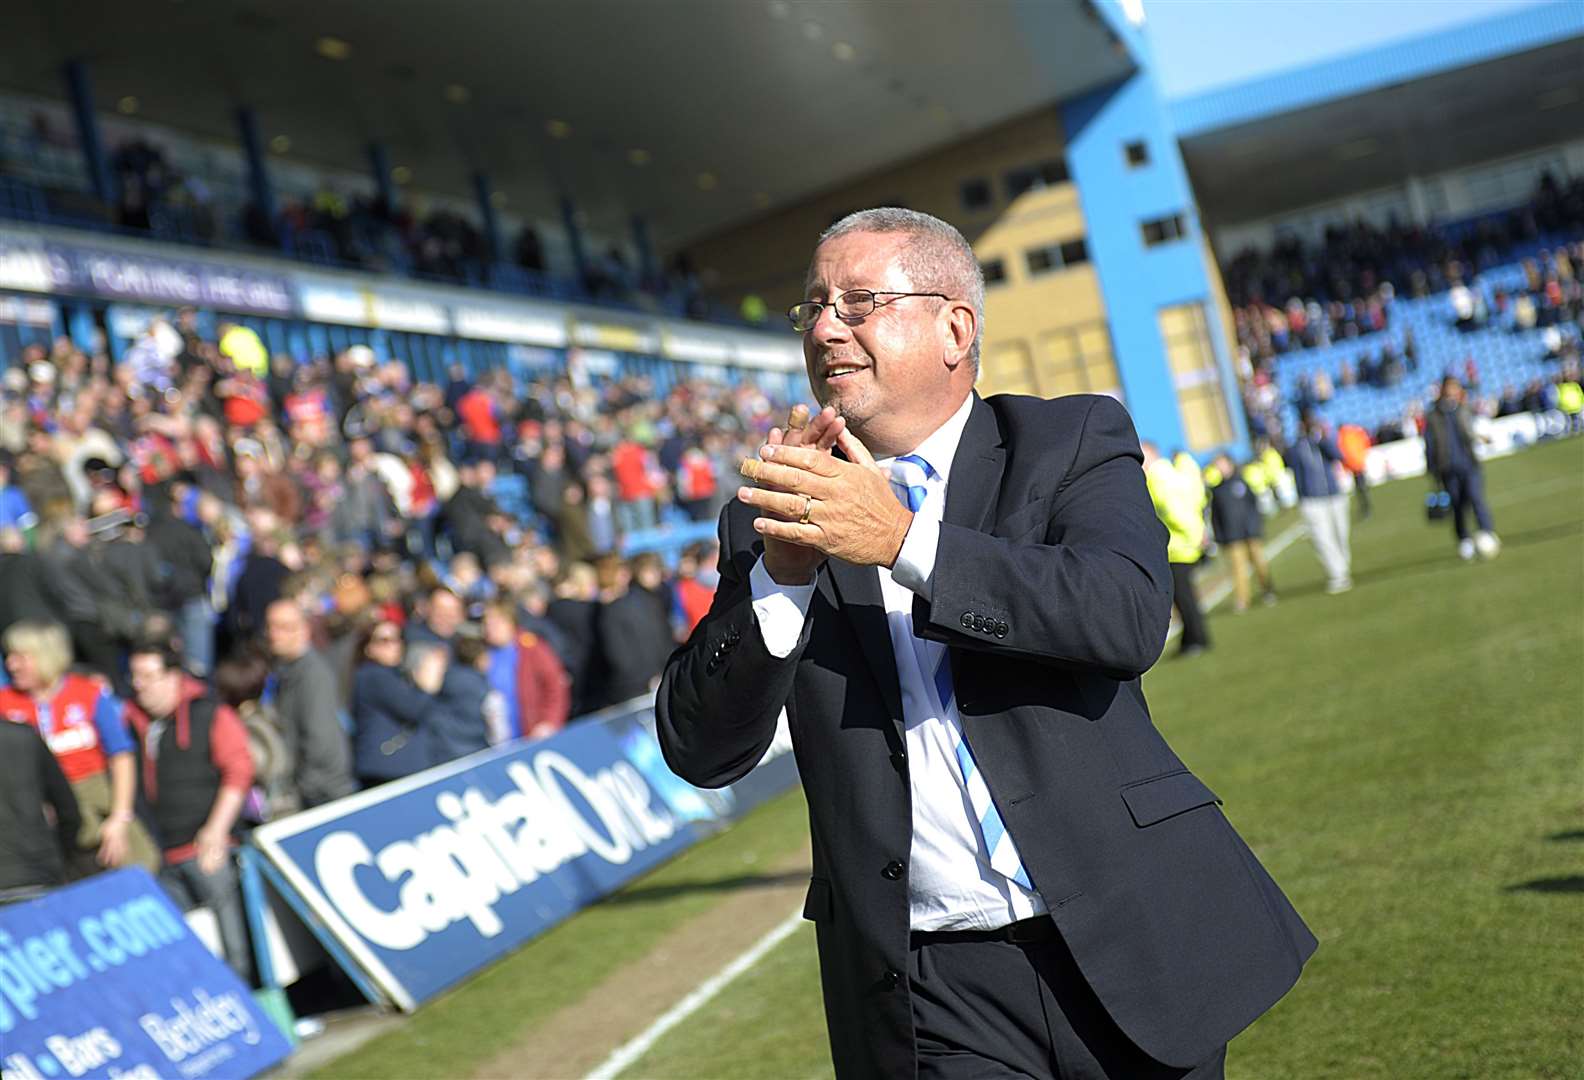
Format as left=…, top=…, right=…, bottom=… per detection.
left=816, top=207, right=984, bottom=369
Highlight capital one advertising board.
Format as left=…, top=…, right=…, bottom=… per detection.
left=250, top=707, right=796, bottom=1010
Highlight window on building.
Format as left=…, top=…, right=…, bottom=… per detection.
left=1024, top=237, right=1089, bottom=277
left=1124, top=140, right=1149, bottom=168
left=1157, top=303, right=1235, bottom=450
left=1141, top=213, right=1189, bottom=247
left=1035, top=321, right=1121, bottom=399
left=1004, top=158, right=1070, bottom=200
left=1039, top=159, right=1070, bottom=185
left=982, top=339, right=1037, bottom=397
left=980, top=258, right=1007, bottom=286
left=960, top=178, right=993, bottom=212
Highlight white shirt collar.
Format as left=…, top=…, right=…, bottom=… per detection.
left=878, top=392, right=976, bottom=484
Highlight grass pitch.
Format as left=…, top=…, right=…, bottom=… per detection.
left=325, top=438, right=1584, bottom=1080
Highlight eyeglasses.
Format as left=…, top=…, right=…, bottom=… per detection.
left=370, top=632, right=401, bottom=644
left=786, top=290, right=952, bottom=332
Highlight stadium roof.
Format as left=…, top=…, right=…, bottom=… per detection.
left=0, top=0, right=1139, bottom=249
left=1172, top=1, right=1584, bottom=226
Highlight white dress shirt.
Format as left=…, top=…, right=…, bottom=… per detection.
left=749, top=394, right=1048, bottom=931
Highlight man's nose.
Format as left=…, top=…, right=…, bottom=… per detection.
left=810, top=301, right=852, bottom=341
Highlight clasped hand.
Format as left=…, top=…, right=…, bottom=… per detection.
left=738, top=430, right=912, bottom=578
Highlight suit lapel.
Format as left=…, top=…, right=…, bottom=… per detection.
left=826, top=558, right=905, bottom=724
left=943, top=395, right=1006, bottom=533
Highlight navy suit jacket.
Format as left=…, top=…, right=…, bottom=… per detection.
left=659, top=393, right=1316, bottom=1077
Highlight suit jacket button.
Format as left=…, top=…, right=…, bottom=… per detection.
left=881, top=970, right=900, bottom=990
left=882, top=860, right=904, bottom=880
left=995, top=621, right=1009, bottom=638
left=890, top=751, right=906, bottom=771
left=972, top=613, right=984, bottom=631
left=960, top=612, right=974, bottom=629
left=727, top=627, right=741, bottom=645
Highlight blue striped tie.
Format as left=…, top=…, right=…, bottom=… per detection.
left=889, top=455, right=1034, bottom=892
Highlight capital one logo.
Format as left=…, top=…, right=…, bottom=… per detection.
left=315, top=751, right=675, bottom=950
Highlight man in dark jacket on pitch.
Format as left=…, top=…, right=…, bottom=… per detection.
left=1423, top=376, right=1500, bottom=562
left=1208, top=454, right=1276, bottom=613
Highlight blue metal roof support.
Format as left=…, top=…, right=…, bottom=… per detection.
left=1062, top=65, right=1250, bottom=456
left=63, top=61, right=114, bottom=206
left=1171, top=0, right=1584, bottom=137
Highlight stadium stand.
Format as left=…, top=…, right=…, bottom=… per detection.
left=1234, top=176, right=1584, bottom=446
left=0, top=103, right=723, bottom=323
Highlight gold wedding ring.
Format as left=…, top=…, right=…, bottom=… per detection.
left=739, top=457, right=762, bottom=483
left=786, top=403, right=810, bottom=432
left=799, top=495, right=814, bottom=525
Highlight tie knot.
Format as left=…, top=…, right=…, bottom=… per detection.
left=890, top=454, right=934, bottom=513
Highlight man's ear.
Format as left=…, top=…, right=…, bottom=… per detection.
left=941, top=301, right=977, bottom=371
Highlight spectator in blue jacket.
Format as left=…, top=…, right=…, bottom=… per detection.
left=350, top=618, right=447, bottom=788
left=1285, top=413, right=1353, bottom=594
left=424, top=632, right=494, bottom=767
left=0, top=452, right=35, bottom=532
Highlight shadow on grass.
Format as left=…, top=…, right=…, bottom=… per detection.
left=607, top=869, right=809, bottom=905
left=1547, top=830, right=1584, bottom=842
left=1276, top=519, right=1584, bottom=602
left=1504, top=875, right=1584, bottom=894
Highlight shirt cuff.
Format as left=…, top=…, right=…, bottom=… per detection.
left=890, top=517, right=939, bottom=600
left=749, top=556, right=816, bottom=659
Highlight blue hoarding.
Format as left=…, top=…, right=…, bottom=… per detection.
left=249, top=700, right=799, bottom=1012
left=0, top=869, right=292, bottom=1080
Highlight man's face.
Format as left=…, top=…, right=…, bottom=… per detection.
left=801, top=231, right=949, bottom=449
left=482, top=607, right=513, bottom=647
left=265, top=602, right=310, bottom=660
left=130, top=654, right=181, bottom=716
left=1443, top=381, right=1464, bottom=405
left=429, top=591, right=465, bottom=638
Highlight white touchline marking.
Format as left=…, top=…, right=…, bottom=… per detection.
left=1167, top=521, right=1305, bottom=641
left=584, top=907, right=808, bottom=1080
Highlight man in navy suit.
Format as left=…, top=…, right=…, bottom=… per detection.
left=659, top=208, right=1315, bottom=1079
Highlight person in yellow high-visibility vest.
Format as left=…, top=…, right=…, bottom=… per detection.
left=1259, top=443, right=1295, bottom=508
left=1557, top=375, right=1584, bottom=435
left=1143, top=442, right=1210, bottom=656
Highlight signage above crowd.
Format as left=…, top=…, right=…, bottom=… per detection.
left=0, top=224, right=803, bottom=371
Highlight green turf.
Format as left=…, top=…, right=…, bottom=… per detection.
left=626, top=924, right=834, bottom=1080
left=617, top=438, right=1584, bottom=1080
left=309, top=786, right=813, bottom=1080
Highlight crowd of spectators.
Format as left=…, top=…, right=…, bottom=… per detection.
left=0, top=307, right=796, bottom=978
left=1225, top=173, right=1584, bottom=365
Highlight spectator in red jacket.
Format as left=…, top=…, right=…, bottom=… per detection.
left=673, top=542, right=718, bottom=637
left=676, top=446, right=718, bottom=522
left=610, top=433, right=660, bottom=535
left=482, top=598, right=571, bottom=741
left=456, top=383, right=503, bottom=460
left=0, top=620, right=160, bottom=876
left=125, top=639, right=256, bottom=981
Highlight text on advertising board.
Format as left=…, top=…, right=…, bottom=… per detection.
left=0, top=868, right=291, bottom=1080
